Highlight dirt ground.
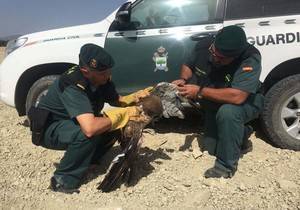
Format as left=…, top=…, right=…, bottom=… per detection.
left=0, top=47, right=299, bottom=210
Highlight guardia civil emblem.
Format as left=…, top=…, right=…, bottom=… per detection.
left=153, top=46, right=168, bottom=72
left=90, top=59, right=98, bottom=69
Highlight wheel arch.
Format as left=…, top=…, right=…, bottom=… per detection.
left=262, top=57, right=300, bottom=94
left=15, top=63, right=76, bottom=116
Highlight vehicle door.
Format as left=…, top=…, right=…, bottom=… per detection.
left=105, top=0, right=225, bottom=94
left=224, top=0, right=300, bottom=81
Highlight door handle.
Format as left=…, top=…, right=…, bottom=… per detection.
left=259, top=21, right=270, bottom=26
left=205, top=25, right=216, bottom=30
left=190, top=32, right=217, bottom=41
left=235, top=23, right=245, bottom=28
left=136, top=31, right=146, bottom=36
left=285, top=19, right=296, bottom=24
left=159, top=29, right=168, bottom=34
left=114, top=32, right=125, bottom=37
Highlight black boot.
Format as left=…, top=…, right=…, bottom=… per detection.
left=50, top=176, right=80, bottom=194
left=204, top=163, right=236, bottom=179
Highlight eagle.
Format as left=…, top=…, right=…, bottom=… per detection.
left=98, top=82, right=188, bottom=192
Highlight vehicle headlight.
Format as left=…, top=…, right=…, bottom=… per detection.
left=4, top=37, right=28, bottom=57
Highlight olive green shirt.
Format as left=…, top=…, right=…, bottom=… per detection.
left=185, top=45, right=262, bottom=94
left=185, top=44, right=263, bottom=110
left=230, top=54, right=261, bottom=94
left=39, top=71, right=119, bottom=121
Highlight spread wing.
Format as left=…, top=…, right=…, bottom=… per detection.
left=97, top=121, right=144, bottom=192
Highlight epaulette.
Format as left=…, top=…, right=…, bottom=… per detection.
left=58, top=66, right=88, bottom=92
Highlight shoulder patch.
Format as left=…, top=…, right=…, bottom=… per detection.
left=242, top=66, right=253, bottom=72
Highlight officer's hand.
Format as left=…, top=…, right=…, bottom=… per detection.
left=172, top=79, right=186, bottom=87
left=177, top=85, right=200, bottom=99
left=119, top=86, right=154, bottom=107
left=103, top=106, right=142, bottom=131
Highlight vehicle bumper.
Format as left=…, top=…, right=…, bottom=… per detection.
left=0, top=61, right=14, bottom=106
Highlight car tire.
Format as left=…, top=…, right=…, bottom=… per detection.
left=25, top=75, right=59, bottom=114
left=261, top=74, right=300, bottom=151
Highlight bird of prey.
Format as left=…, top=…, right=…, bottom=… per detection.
left=98, top=82, right=188, bottom=192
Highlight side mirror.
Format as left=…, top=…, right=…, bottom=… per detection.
left=115, top=2, right=132, bottom=24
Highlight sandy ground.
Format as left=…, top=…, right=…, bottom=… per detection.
left=0, top=47, right=299, bottom=210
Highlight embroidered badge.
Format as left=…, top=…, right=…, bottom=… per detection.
left=90, top=59, right=98, bottom=69
left=153, top=46, right=168, bottom=72
left=242, top=66, right=253, bottom=72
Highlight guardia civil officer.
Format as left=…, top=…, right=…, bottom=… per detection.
left=35, top=43, right=151, bottom=193
left=173, top=25, right=264, bottom=178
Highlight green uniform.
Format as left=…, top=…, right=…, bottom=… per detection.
left=38, top=66, right=119, bottom=189
left=185, top=43, right=264, bottom=171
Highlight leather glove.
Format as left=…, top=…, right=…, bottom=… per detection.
left=119, top=86, right=154, bottom=106
left=103, top=106, right=142, bottom=131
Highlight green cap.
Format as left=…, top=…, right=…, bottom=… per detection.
left=79, top=43, right=114, bottom=71
left=214, top=25, right=250, bottom=57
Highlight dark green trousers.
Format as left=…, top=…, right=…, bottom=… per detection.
left=41, top=120, right=116, bottom=189
left=202, top=94, right=264, bottom=171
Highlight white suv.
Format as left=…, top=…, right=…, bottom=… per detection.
left=0, top=0, right=300, bottom=150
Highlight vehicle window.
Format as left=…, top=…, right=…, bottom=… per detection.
left=131, top=0, right=219, bottom=29
left=263, top=0, right=300, bottom=17
left=226, top=0, right=300, bottom=20
left=225, top=0, right=263, bottom=20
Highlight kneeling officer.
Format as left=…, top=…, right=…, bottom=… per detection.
left=28, top=43, right=151, bottom=193
left=173, top=26, right=264, bottom=178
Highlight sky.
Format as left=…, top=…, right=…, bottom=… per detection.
left=0, top=0, right=127, bottom=38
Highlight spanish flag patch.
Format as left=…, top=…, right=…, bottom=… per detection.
left=242, top=66, right=253, bottom=72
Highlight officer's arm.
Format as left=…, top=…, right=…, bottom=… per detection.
left=201, top=87, right=249, bottom=105
left=76, top=113, right=112, bottom=138
left=180, top=64, right=193, bottom=81
left=172, top=64, right=193, bottom=85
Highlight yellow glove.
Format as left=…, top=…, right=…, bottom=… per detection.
left=103, top=106, right=142, bottom=131
left=119, top=86, right=154, bottom=106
